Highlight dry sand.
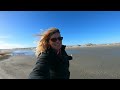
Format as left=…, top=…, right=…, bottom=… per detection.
left=0, top=45, right=120, bottom=79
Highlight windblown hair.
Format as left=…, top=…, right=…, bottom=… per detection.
left=35, top=27, right=60, bottom=57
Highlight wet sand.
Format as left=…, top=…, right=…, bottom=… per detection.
left=0, top=45, right=120, bottom=79
left=69, top=45, right=120, bottom=79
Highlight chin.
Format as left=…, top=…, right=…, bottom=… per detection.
left=55, top=47, right=61, bottom=50
left=52, top=45, right=62, bottom=50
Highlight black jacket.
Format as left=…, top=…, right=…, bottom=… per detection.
left=28, top=45, right=72, bottom=79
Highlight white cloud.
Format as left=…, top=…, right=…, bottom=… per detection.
left=0, top=35, right=11, bottom=39
left=37, top=28, right=46, bottom=35
left=0, top=41, right=28, bottom=49
left=33, top=41, right=37, bottom=44
left=0, top=41, right=5, bottom=44
left=0, top=35, right=27, bottom=49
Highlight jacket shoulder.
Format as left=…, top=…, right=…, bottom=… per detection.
left=37, top=52, right=50, bottom=61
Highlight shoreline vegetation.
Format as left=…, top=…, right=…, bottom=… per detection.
left=0, top=51, right=12, bottom=60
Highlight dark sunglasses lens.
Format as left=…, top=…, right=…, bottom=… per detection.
left=58, top=37, right=63, bottom=40
left=51, top=37, right=63, bottom=42
left=51, top=38, right=57, bottom=42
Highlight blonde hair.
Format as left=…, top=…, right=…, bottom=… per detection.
left=35, top=27, right=60, bottom=57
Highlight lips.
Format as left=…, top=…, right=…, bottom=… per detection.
left=54, top=44, right=60, bottom=47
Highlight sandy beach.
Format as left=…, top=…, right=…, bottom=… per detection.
left=0, top=55, right=36, bottom=79
left=0, top=45, right=120, bottom=79
left=69, top=45, right=120, bottom=79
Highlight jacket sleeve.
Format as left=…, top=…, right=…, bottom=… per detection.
left=64, top=51, right=73, bottom=60
left=28, top=53, right=50, bottom=79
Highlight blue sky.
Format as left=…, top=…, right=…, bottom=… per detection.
left=0, top=11, right=120, bottom=49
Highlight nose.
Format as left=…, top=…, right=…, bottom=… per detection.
left=56, top=39, right=61, bottom=43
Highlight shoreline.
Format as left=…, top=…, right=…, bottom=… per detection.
left=1, top=43, right=120, bottom=50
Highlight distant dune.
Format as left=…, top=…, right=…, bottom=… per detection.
left=66, top=43, right=120, bottom=49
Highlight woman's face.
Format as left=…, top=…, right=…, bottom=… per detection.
left=49, top=32, right=63, bottom=51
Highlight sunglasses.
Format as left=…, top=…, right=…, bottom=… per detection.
left=50, top=37, right=63, bottom=42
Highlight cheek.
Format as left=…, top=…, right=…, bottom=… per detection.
left=49, top=41, right=52, bottom=46
left=49, top=41, right=54, bottom=47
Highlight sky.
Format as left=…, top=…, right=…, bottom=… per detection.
left=0, top=11, right=120, bottom=49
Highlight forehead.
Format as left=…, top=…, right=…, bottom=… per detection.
left=50, top=33, right=61, bottom=38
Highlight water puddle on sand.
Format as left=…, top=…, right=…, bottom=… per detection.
left=12, top=50, right=35, bottom=56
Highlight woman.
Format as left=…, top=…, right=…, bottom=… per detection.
left=29, top=27, right=72, bottom=79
